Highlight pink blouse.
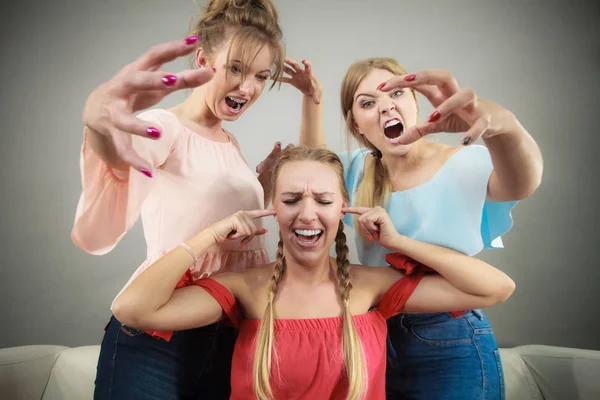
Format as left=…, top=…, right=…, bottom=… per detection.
left=72, top=109, right=270, bottom=339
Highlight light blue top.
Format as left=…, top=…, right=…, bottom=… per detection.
left=339, top=145, right=517, bottom=266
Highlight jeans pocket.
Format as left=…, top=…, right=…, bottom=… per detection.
left=493, top=349, right=506, bottom=400
left=119, top=324, right=145, bottom=338
left=410, top=319, right=474, bottom=347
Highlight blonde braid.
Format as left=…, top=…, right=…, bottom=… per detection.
left=335, top=222, right=367, bottom=400
left=253, top=237, right=285, bottom=400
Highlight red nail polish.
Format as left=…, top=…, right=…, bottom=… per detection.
left=212, top=67, right=216, bottom=72
left=140, top=168, right=153, bottom=178
left=404, top=74, right=416, bottom=82
left=367, top=235, right=373, bottom=241
left=185, top=36, right=199, bottom=45
left=161, top=74, right=177, bottom=86
left=428, top=111, right=441, bottom=123
left=240, top=242, right=246, bottom=248
left=376, top=82, right=386, bottom=91
left=146, top=127, right=161, bottom=138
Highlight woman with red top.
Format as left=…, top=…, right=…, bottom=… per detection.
left=113, top=147, right=515, bottom=400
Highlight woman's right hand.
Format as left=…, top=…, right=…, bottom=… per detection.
left=82, top=36, right=215, bottom=174
left=208, top=209, right=277, bottom=248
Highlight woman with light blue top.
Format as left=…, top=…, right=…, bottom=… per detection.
left=297, top=57, right=543, bottom=399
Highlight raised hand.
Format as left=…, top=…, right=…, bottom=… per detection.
left=278, top=57, right=322, bottom=104
left=209, top=209, right=277, bottom=248
left=379, top=70, right=515, bottom=146
left=83, top=36, right=215, bottom=174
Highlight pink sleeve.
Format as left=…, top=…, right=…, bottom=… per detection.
left=378, top=273, right=424, bottom=320
left=71, top=110, right=179, bottom=255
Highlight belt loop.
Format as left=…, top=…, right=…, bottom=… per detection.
left=472, top=309, right=483, bottom=320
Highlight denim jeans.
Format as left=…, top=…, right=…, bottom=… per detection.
left=94, top=316, right=237, bottom=400
left=386, top=310, right=505, bottom=400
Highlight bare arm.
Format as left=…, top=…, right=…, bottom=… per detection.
left=388, top=235, right=515, bottom=312
left=347, top=206, right=515, bottom=313
left=112, top=209, right=272, bottom=331
left=112, top=230, right=227, bottom=331
left=484, top=112, right=543, bottom=201
left=299, top=93, right=326, bottom=148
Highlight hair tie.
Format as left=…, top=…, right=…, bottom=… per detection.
left=371, top=149, right=382, bottom=159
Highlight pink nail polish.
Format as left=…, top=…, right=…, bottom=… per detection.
left=140, top=168, right=153, bottom=178
left=376, top=82, right=386, bottom=91
left=212, top=67, right=216, bottom=72
left=161, top=74, right=177, bottom=86
left=146, top=127, right=161, bottom=138
left=185, top=36, right=199, bottom=45
left=404, top=74, right=417, bottom=82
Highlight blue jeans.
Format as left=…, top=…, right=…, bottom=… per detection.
left=386, top=310, right=505, bottom=400
left=94, top=316, right=237, bottom=400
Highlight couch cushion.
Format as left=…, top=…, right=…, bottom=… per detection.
left=500, top=347, right=544, bottom=400
left=42, top=346, right=100, bottom=400
left=0, top=345, right=67, bottom=400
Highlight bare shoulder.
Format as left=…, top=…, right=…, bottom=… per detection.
left=349, top=264, right=404, bottom=295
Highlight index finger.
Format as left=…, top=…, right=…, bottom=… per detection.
left=342, top=206, right=371, bottom=215
left=379, top=70, right=459, bottom=96
left=245, top=209, right=277, bottom=219
left=135, top=36, right=200, bottom=70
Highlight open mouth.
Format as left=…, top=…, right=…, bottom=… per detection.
left=294, top=229, right=323, bottom=247
left=225, top=96, right=247, bottom=113
left=383, top=119, right=404, bottom=143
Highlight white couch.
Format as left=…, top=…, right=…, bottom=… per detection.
left=1, top=344, right=599, bottom=399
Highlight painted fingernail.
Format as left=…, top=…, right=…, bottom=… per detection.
left=276, top=142, right=281, bottom=148
left=404, top=74, right=417, bottom=82
left=146, top=127, right=161, bottom=138
left=367, top=235, right=373, bottom=241
left=240, top=242, right=247, bottom=248
left=376, top=82, right=386, bottom=91
left=212, top=67, right=216, bottom=72
left=140, top=168, right=153, bottom=178
left=428, top=111, right=441, bottom=123
left=263, top=229, right=269, bottom=234
left=185, top=36, right=199, bottom=45
left=161, top=74, right=177, bottom=86
left=462, top=137, right=472, bottom=146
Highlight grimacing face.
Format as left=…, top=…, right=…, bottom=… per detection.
left=197, top=38, right=273, bottom=121
left=352, top=68, right=419, bottom=157
left=273, top=160, right=346, bottom=267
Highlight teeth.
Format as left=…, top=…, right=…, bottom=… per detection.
left=295, top=229, right=322, bottom=236
left=228, top=96, right=247, bottom=104
left=385, top=120, right=401, bottom=128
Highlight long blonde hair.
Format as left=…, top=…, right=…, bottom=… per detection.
left=340, top=58, right=419, bottom=215
left=189, top=0, right=285, bottom=87
left=253, top=147, right=367, bottom=400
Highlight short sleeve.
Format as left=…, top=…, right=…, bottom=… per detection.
left=338, top=148, right=369, bottom=227
left=192, top=278, right=242, bottom=328
left=465, top=146, right=518, bottom=249
left=71, top=109, right=180, bottom=255
left=378, top=273, right=424, bottom=320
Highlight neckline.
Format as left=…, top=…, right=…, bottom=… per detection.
left=163, top=109, right=233, bottom=145
left=389, top=146, right=469, bottom=194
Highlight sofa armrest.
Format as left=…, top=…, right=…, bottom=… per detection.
left=0, top=345, right=67, bottom=400
left=42, top=346, right=100, bottom=400
left=509, top=345, right=600, bottom=400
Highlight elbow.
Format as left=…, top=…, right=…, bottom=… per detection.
left=490, top=278, right=516, bottom=305
left=112, top=295, right=143, bottom=329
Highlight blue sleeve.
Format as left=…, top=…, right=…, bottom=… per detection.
left=467, top=145, right=519, bottom=249
left=337, top=149, right=369, bottom=228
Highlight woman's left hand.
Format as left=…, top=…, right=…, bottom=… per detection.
left=342, top=206, right=402, bottom=249
left=379, top=70, right=517, bottom=145
left=279, top=57, right=322, bottom=105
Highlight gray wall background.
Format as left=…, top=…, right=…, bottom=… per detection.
left=1, top=0, right=599, bottom=350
